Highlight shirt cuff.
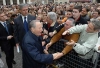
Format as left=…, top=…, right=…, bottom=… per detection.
left=73, top=43, right=77, bottom=47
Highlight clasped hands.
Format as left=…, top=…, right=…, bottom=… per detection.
left=44, top=49, right=64, bottom=60
left=44, top=42, right=64, bottom=60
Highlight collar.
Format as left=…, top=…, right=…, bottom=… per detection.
left=44, top=22, right=47, bottom=24
left=75, top=15, right=81, bottom=22
left=21, top=15, right=28, bottom=22
left=28, top=31, right=41, bottom=41
left=21, top=15, right=28, bottom=19
left=0, top=21, right=6, bottom=26
left=82, top=14, right=87, bottom=17
left=50, top=22, right=56, bottom=26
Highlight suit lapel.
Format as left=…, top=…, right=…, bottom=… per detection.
left=6, top=22, right=10, bottom=34
left=0, top=23, right=5, bottom=29
left=20, top=15, right=24, bottom=28
left=29, top=31, right=43, bottom=51
left=0, top=23, right=8, bottom=34
left=5, top=22, right=9, bottom=34
left=27, top=15, right=32, bottom=24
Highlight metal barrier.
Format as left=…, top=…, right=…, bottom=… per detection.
left=93, top=52, right=100, bottom=68
left=48, top=41, right=100, bottom=68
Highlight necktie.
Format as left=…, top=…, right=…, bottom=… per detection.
left=3, top=22, right=9, bottom=34
left=24, top=17, right=29, bottom=32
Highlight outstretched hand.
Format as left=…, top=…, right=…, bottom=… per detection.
left=66, top=40, right=75, bottom=46
left=44, top=49, right=49, bottom=54
left=53, top=52, right=64, bottom=60
left=45, top=42, right=52, bottom=50
left=62, top=30, right=70, bottom=35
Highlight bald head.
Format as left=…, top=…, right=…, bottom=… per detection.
left=29, top=20, right=43, bottom=36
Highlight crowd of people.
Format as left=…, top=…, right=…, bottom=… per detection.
left=0, top=2, right=100, bottom=68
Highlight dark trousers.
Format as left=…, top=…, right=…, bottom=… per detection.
left=1, top=44, right=14, bottom=68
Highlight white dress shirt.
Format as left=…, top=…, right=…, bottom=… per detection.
left=21, top=15, right=28, bottom=23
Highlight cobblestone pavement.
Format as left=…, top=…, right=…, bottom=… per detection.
left=1, top=47, right=22, bottom=68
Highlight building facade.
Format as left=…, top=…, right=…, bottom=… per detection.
left=0, top=0, right=31, bottom=5
left=54, top=0, right=69, bottom=4
left=31, top=0, right=48, bottom=4
left=0, top=0, right=98, bottom=5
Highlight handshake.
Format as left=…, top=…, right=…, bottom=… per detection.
left=52, top=52, right=64, bottom=60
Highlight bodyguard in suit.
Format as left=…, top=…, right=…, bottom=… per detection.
left=22, top=20, right=64, bottom=68
left=0, top=11, right=15, bottom=68
left=14, top=3, right=36, bottom=47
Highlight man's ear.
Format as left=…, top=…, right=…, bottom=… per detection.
left=31, top=27, right=35, bottom=32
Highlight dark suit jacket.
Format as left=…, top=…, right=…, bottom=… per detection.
left=0, top=21, right=15, bottom=52
left=22, top=31, right=53, bottom=68
left=14, top=14, right=36, bottom=45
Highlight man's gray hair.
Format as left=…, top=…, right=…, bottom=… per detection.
left=19, top=3, right=28, bottom=10
left=47, top=12, right=57, bottom=22
left=91, top=19, right=100, bottom=30
left=29, top=20, right=40, bottom=28
left=67, top=18, right=75, bottom=26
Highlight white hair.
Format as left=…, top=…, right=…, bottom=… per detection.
left=47, top=12, right=57, bottom=22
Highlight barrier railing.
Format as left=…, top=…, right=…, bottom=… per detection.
left=48, top=41, right=99, bottom=68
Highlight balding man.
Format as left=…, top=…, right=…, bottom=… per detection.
left=22, top=20, right=63, bottom=68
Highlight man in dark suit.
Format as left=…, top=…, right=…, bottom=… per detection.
left=0, top=11, right=15, bottom=68
left=14, top=3, right=36, bottom=47
left=22, top=20, right=64, bottom=68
